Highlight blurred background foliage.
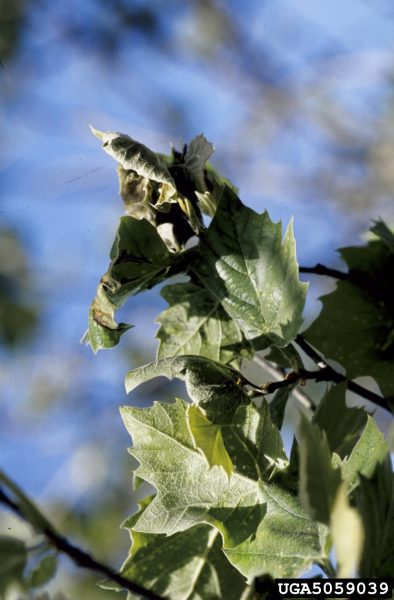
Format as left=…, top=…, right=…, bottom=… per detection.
left=1, top=0, right=394, bottom=598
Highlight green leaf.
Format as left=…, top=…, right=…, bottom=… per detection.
left=269, top=386, right=293, bottom=430
left=354, top=455, right=394, bottom=577
left=28, top=554, right=57, bottom=588
left=313, top=383, right=368, bottom=458
left=156, top=281, right=248, bottom=364
left=265, top=344, right=304, bottom=371
left=221, top=401, right=288, bottom=481
left=84, top=217, right=181, bottom=352
left=105, top=497, right=248, bottom=600
left=0, top=536, right=27, bottom=592
left=187, top=405, right=234, bottom=478
left=298, top=415, right=342, bottom=525
left=305, top=235, right=394, bottom=401
left=125, top=355, right=249, bottom=424
left=330, top=484, right=364, bottom=578
left=341, top=416, right=388, bottom=491
left=121, top=399, right=324, bottom=579
left=193, top=186, right=307, bottom=347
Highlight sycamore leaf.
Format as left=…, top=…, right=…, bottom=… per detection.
left=187, top=405, right=234, bottom=477
left=265, top=344, right=304, bottom=372
left=0, top=536, right=27, bottom=593
left=90, top=126, right=175, bottom=188
left=121, top=399, right=324, bottom=580
left=125, top=355, right=249, bottom=424
left=269, top=386, right=294, bottom=430
left=330, top=484, right=364, bottom=578
left=84, top=217, right=181, bottom=352
left=184, top=134, right=215, bottom=192
left=156, top=282, right=249, bottom=364
left=298, top=415, right=342, bottom=525
left=221, top=401, right=288, bottom=481
left=193, top=186, right=307, bottom=347
left=104, top=497, right=248, bottom=600
left=370, top=218, right=394, bottom=250
left=341, top=416, right=388, bottom=491
left=305, top=233, right=394, bottom=401
left=313, top=383, right=368, bottom=458
left=354, top=455, right=394, bottom=578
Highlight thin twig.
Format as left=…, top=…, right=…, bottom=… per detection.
left=251, top=355, right=314, bottom=410
left=0, top=487, right=163, bottom=600
left=299, top=263, right=349, bottom=281
left=295, top=334, right=392, bottom=413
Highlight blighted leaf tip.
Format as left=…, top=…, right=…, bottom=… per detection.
left=89, top=124, right=105, bottom=140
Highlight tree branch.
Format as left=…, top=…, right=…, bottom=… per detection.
left=295, top=334, right=392, bottom=413
left=0, top=486, right=163, bottom=600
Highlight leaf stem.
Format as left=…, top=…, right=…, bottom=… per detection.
left=0, top=485, right=163, bottom=600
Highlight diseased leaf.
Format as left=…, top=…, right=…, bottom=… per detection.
left=193, top=186, right=307, bottom=347
left=313, top=383, right=368, bottom=458
left=330, top=484, right=364, bottom=578
left=184, top=134, right=215, bottom=192
left=298, top=415, right=342, bottom=525
left=90, top=126, right=175, bottom=188
left=370, top=218, right=394, bottom=250
left=341, top=416, right=388, bottom=491
left=121, top=399, right=325, bottom=580
left=156, top=281, right=248, bottom=364
left=354, top=455, right=394, bottom=578
left=84, top=217, right=183, bottom=352
left=187, top=405, right=234, bottom=477
left=0, top=536, right=26, bottom=593
left=305, top=234, right=394, bottom=401
left=104, top=497, right=248, bottom=600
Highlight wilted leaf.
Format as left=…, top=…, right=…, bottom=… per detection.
left=184, top=134, right=214, bottom=192
left=193, top=186, right=307, bottom=347
left=85, top=217, right=183, bottom=352
left=90, top=126, right=175, bottom=188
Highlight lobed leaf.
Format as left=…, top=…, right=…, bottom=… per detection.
left=313, top=383, right=368, bottom=459
left=156, top=281, right=248, bottom=364
left=354, top=455, right=394, bottom=578
left=192, top=185, right=307, bottom=348
left=120, top=399, right=325, bottom=580
left=340, top=416, right=388, bottom=491
left=105, top=497, right=249, bottom=600
left=298, top=415, right=342, bottom=525
left=305, top=229, right=394, bottom=402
